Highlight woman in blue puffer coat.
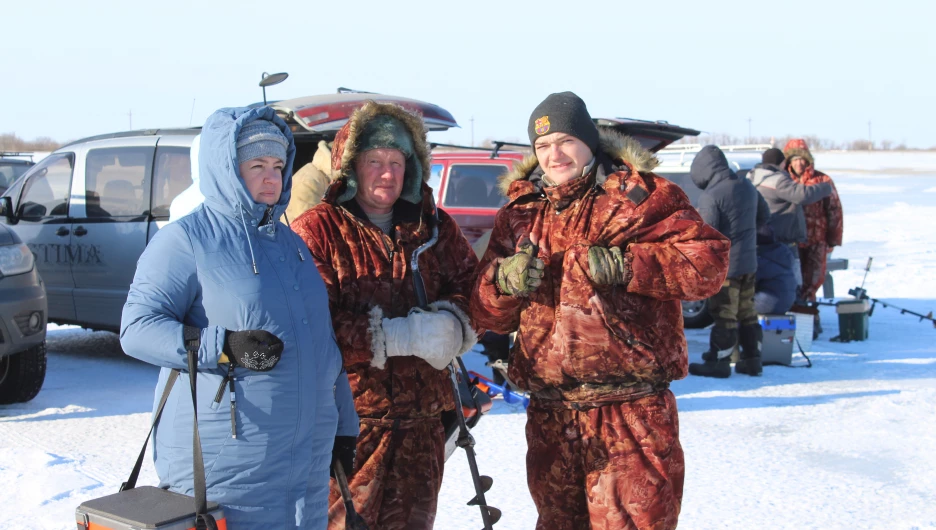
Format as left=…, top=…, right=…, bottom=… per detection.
left=120, top=106, right=359, bottom=529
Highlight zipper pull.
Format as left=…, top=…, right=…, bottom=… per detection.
left=228, top=364, right=237, bottom=439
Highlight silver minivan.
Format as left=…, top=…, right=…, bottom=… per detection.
left=0, top=129, right=198, bottom=330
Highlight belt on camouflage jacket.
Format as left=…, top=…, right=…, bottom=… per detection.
left=531, top=381, right=670, bottom=411
left=359, top=416, right=440, bottom=430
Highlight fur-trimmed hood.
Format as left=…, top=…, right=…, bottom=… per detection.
left=329, top=101, right=431, bottom=204
left=497, top=127, right=659, bottom=197
left=782, top=138, right=815, bottom=166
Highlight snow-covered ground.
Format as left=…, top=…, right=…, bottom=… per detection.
left=3, top=152, right=936, bottom=529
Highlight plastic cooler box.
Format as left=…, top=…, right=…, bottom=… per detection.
left=76, top=486, right=226, bottom=530
left=759, top=314, right=796, bottom=366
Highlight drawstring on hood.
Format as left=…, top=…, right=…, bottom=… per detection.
left=239, top=205, right=260, bottom=275
left=281, top=211, right=305, bottom=261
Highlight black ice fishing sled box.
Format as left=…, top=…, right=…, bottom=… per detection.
left=76, top=486, right=226, bottom=530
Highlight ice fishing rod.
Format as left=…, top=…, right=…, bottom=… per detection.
left=411, top=197, right=501, bottom=530
left=825, top=256, right=935, bottom=327
left=848, top=257, right=935, bottom=327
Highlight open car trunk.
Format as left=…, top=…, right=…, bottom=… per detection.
left=593, top=118, right=700, bottom=152
left=270, top=91, right=459, bottom=165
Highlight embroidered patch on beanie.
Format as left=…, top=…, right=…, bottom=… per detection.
left=527, top=92, right=598, bottom=152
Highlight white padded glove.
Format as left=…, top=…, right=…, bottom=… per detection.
left=369, top=301, right=478, bottom=370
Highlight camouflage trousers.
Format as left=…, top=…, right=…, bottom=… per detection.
left=798, top=243, right=829, bottom=302
left=328, top=416, right=445, bottom=530
left=708, top=273, right=758, bottom=355
left=526, top=389, right=684, bottom=530
left=709, top=273, right=758, bottom=329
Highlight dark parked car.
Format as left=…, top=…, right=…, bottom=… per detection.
left=0, top=154, right=35, bottom=196
left=0, top=200, right=47, bottom=403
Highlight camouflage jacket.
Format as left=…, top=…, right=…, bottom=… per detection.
left=793, top=167, right=843, bottom=248
left=470, top=129, right=730, bottom=393
left=292, top=182, right=478, bottom=418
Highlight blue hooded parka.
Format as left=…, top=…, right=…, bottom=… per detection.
left=120, top=106, right=359, bottom=529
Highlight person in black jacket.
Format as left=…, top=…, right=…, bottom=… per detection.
left=689, top=145, right=770, bottom=377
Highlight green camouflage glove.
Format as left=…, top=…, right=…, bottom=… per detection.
left=587, top=246, right=630, bottom=285
left=496, top=240, right=545, bottom=296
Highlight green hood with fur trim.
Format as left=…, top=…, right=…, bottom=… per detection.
left=330, top=101, right=431, bottom=205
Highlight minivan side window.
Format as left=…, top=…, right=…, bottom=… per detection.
left=17, top=154, right=75, bottom=219
left=85, top=147, right=154, bottom=218
left=151, top=146, right=192, bottom=218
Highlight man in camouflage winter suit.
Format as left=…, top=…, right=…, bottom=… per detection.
left=783, top=139, right=844, bottom=335
left=292, top=101, right=479, bottom=530
left=470, top=92, right=730, bottom=530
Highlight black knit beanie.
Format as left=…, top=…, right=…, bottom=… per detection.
left=527, top=92, right=599, bottom=153
left=762, top=148, right=785, bottom=166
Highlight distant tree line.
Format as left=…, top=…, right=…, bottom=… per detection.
left=675, top=133, right=935, bottom=151
left=0, top=133, right=62, bottom=152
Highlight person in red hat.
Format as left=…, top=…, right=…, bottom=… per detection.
left=782, top=139, right=844, bottom=334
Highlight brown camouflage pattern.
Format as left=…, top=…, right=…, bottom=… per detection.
left=471, top=130, right=726, bottom=528
left=793, top=167, right=844, bottom=248
left=292, top=182, right=477, bottom=417
left=526, top=390, right=684, bottom=530
left=292, top=102, right=479, bottom=529
left=470, top=130, right=731, bottom=393
left=791, top=165, right=842, bottom=301
left=798, top=241, right=829, bottom=301
left=327, top=418, right=445, bottom=530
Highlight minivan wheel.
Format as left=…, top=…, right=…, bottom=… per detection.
left=682, top=299, right=714, bottom=329
left=0, top=342, right=47, bottom=404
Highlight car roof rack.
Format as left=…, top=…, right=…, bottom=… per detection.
left=0, top=152, right=35, bottom=160
left=429, top=142, right=493, bottom=152
left=658, top=143, right=774, bottom=166
left=59, top=128, right=201, bottom=149
left=661, top=143, right=774, bottom=153
left=490, top=141, right=530, bottom=159
left=429, top=141, right=530, bottom=159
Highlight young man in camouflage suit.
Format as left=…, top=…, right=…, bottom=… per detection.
left=470, top=92, right=730, bottom=530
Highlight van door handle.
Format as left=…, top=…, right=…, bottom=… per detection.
left=74, top=226, right=88, bottom=237
left=55, top=227, right=70, bottom=237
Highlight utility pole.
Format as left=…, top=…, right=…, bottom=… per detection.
left=868, top=121, right=873, bottom=151
left=128, top=110, right=133, bottom=130
left=470, top=116, right=475, bottom=147
left=748, top=118, right=752, bottom=143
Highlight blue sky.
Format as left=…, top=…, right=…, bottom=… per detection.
left=4, top=0, right=934, bottom=148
